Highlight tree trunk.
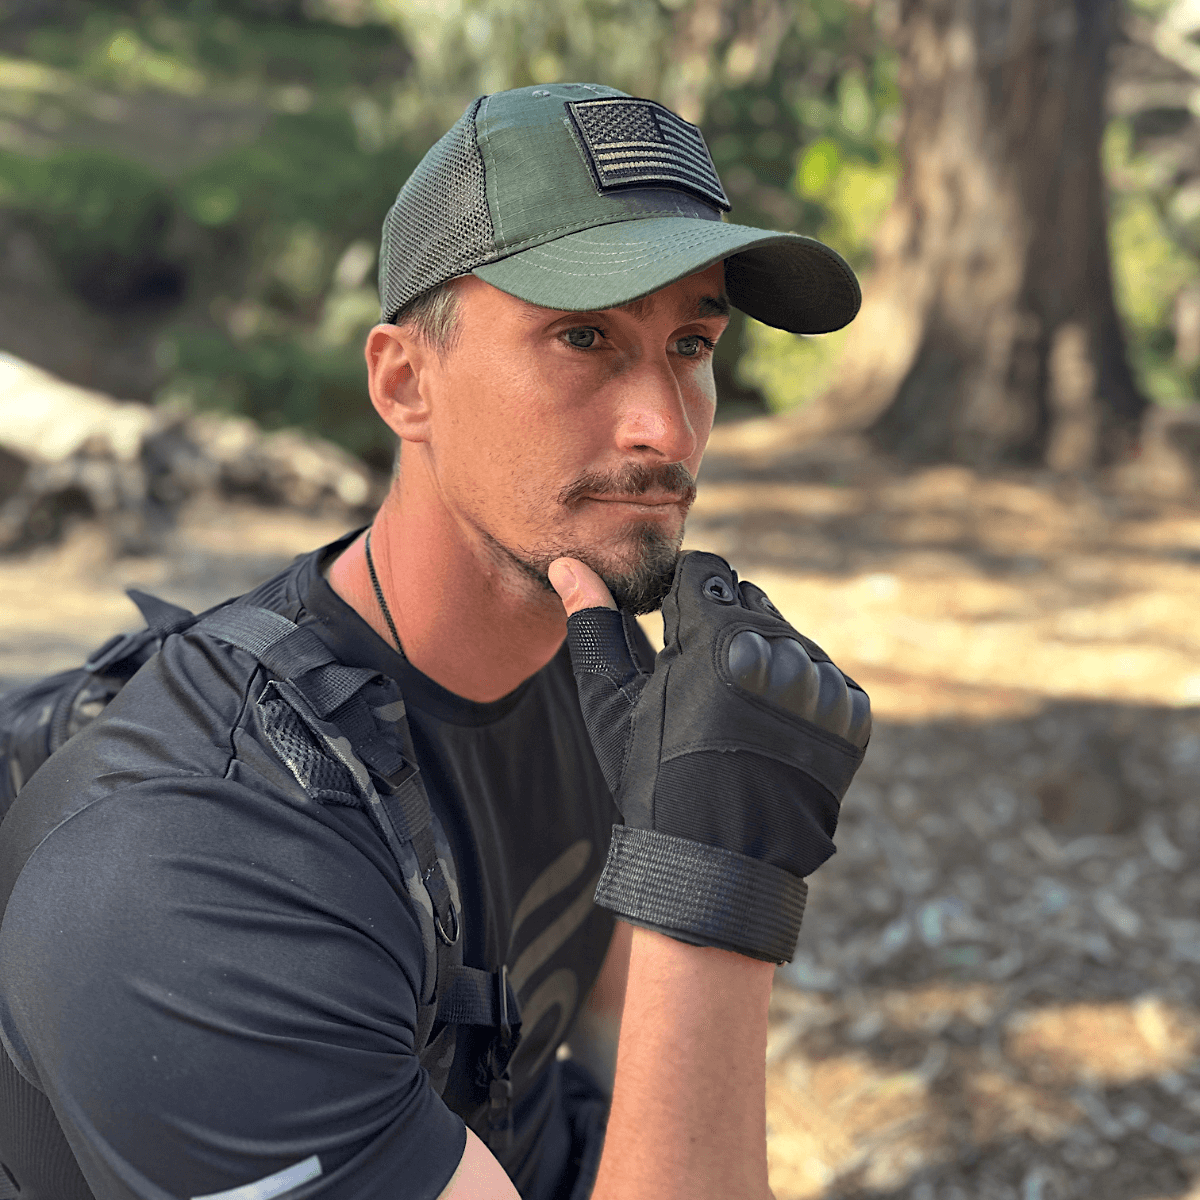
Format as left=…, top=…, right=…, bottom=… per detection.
left=809, top=0, right=1147, bottom=470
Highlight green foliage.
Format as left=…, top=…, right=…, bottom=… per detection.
left=0, top=0, right=906, bottom=445
left=167, top=326, right=382, bottom=456
left=0, top=146, right=181, bottom=307
left=703, top=0, right=899, bottom=416
left=738, top=323, right=852, bottom=417
left=1, top=0, right=421, bottom=466
left=1105, top=113, right=1200, bottom=407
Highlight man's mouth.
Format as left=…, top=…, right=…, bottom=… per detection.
left=584, top=493, right=689, bottom=508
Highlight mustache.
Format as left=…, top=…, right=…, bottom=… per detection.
left=558, top=461, right=698, bottom=509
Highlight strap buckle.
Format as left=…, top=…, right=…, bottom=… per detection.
left=485, top=965, right=516, bottom=1154
left=84, top=631, right=149, bottom=675
left=496, top=963, right=513, bottom=1052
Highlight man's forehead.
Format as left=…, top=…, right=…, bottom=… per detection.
left=497, top=268, right=731, bottom=324
left=618, top=291, right=730, bottom=321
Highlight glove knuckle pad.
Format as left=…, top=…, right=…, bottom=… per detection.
left=720, top=626, right=872, bottom=748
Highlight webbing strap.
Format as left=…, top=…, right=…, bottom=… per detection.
left=294, top=664, right=378, bottom=719
left=196, top=605, right=297, bottom=658
left=197, top=601, right=488, bottom=1095
left=199, top=605, right=450, bottom=922
left=435, top=964, right=522, bottom=1030
left=200, top=608, right=338, bottom=683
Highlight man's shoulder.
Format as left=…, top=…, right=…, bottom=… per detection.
left=0, top=582, right=377, bottom=929
left=5, top=532, right=354, bottom=828
left=0, top=615, right=424, bottom=1001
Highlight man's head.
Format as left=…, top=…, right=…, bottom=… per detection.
left=366, top=84, right=861, bottom=613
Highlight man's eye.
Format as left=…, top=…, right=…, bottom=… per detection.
left=675, top=335, right=714, bottom=358
left=564, top=328, right=598, bottom=349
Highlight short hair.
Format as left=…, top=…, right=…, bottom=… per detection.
left=390, top=278, right=462, bottom=355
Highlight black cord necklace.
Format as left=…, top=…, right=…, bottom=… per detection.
left=364, top=526, right=405, bottom=658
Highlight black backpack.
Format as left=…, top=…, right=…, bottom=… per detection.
left=0, top=589, right=523, bottom=1197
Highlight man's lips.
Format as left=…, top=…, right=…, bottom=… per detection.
left=583, top=493, right=689, bottom=508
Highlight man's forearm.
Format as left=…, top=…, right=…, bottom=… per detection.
left=591, top=926, right=775, bottom=1200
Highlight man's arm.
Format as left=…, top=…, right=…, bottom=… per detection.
left=592, top=928, right=774, bottom=1199
left=441, top=927, right=773, bottom=1200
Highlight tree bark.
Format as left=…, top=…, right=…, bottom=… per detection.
left=810, top=0, right=1147, bottom=470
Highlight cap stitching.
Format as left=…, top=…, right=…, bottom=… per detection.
left=503, top=236, right=849, bottom=281
left=482, top=208, right=722, bottom=258
left=519, top=225, right=768, bottom=261
left=503, top=228, right=859, bottom=291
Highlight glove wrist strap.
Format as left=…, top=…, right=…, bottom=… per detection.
left=594, top=825, right=808, bottom=964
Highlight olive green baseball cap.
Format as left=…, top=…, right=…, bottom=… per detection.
left=380, top=83, right=860, bottom=335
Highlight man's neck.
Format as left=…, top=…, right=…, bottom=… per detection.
left=326, top=481, right=569, bottom=704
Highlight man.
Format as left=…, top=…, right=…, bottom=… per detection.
left=0, top=83, right=867, bottom=1200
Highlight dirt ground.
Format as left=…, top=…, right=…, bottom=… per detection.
left=2, top=426, right=1200, bottom=1200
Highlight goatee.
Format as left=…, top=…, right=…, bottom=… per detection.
left=497, top=521, right=683, bottom=616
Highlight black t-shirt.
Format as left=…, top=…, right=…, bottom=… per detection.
left=0, top=533, right=645, bottom=1200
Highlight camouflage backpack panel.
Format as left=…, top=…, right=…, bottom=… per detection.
left=0, top=592, right=195, bottom=820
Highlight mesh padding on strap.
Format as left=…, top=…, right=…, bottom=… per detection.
left=379, top=97, right=495, bottom=323
left=259, top=697, right=358, bottom=805
left=594, top=825, right=808, bottom=964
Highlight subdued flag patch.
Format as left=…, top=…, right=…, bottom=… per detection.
left=566, top=97, right=731, bottom=212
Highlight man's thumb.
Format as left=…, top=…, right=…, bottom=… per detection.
left=549, top=557, right=617, bottom=616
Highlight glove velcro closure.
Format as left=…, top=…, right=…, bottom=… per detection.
left=594, top=825, right=808, bottom=964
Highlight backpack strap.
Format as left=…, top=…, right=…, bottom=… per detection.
left=196, top=605, right=522, bottom=1145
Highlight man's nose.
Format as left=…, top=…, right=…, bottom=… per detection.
left=612, top=358, right=699, bottom=464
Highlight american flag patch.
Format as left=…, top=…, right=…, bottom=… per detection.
left=566, top=98, right=731, bottom=212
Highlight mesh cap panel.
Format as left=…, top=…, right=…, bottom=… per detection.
left=379, top=97, right=495, bottom=323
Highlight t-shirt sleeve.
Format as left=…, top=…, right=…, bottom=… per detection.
left=0, top=776, right=466, bottom=1200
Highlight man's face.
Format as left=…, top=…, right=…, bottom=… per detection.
left=411, top=262, right=729, bottom=614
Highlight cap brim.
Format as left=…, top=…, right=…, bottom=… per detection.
left=472, top=217, right=861, bottom=335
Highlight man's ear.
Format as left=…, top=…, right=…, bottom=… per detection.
left=365, top=324, right=436, bottom=444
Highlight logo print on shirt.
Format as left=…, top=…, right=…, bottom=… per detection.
left=507, top=839, right=600, bottom=1081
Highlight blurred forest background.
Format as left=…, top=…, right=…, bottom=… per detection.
left=2, top=0, right=1199, bottom=472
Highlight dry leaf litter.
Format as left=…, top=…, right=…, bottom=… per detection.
left=3, top=427, right=1200, bottom=1200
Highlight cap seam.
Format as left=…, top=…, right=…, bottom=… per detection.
left=479, top=93, right=505, bottom=246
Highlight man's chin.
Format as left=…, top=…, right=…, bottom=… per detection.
left=509, top=522, right=684, bottom=615
left=577, top=542, right=682, bottom=615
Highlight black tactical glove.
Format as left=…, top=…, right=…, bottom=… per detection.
left=565, top=550, right=870, bottom=963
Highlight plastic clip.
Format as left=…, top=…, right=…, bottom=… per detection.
left=485, top=965, right=516, bottom=1154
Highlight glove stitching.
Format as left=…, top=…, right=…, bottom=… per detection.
left=661, top=738, right=852, bottom=805
left=662, top=735, right=861, bottom=765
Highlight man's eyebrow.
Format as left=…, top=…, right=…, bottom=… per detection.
left=697, top=294, right=731, bottom=318
left=616, top=293, right=731, bottom=320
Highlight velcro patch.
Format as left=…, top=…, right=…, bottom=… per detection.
left=566, top=97, right=731, bottom=212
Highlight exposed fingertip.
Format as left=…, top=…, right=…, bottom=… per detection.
left=548, top=558, right=579, bottom=600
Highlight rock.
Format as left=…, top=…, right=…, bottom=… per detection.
left=0, top=353, right=383, bottom=553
